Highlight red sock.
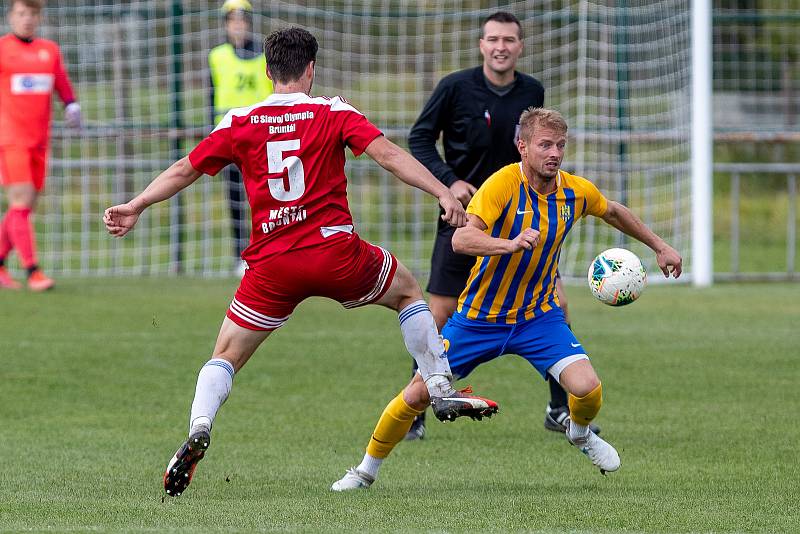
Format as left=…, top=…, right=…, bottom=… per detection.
left=0, top=212, right=11, bottom=260
left=6, top=206, right=37, bottom=269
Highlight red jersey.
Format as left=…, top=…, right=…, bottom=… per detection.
left=0, top=34, right=76, bottom=148
left=189, top=92, right=383, bottom=265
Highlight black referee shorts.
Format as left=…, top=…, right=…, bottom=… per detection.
left=425, top=226, right=477, bottom=297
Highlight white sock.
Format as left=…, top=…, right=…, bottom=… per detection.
left=357, top=453, right=383, bottom=479
left=189, top=358, right=235, bottom=434
left=397, top=300, right=455, bottom=397
left=424, top=374, right=454, bottom=398
left=398, top=300, right=455, bottom=397
left=568, top=420, right=591, bottom=441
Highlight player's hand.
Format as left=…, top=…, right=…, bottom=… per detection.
left=103, top=203, right=140, bottom=237
left=65, top=103, right=81, bottom=129
left=439, top=192, right=466, bottom=228
left=449, top=180, right=477, bottom=208
left=656, top=244, right=682, bottom=278
left=508, top=228, right=540, bottom=253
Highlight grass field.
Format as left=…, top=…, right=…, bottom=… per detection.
left=1, top=278, right=798, bottom=533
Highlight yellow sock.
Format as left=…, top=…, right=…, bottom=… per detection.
left=568, top=382, right=602, bottom=426
left=366, top=390, right=423, bottom=459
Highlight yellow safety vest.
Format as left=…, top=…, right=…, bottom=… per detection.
left=209, top=43, right=273, bottom=125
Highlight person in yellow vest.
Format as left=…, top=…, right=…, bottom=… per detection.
left=209, top=0, right=273, bottom=275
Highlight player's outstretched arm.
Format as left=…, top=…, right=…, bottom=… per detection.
left=103, top=156, right=203, bottom=237
left=364, top=136, right=466, bottom=228
left=600, top=200, right=683, bottom=278
left=452, top=215, right=540, bottom=256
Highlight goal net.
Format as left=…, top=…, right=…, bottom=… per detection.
left=15, top=0, right=691, bottom=281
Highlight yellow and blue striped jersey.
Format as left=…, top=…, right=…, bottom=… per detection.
left=457, top=163, right=608, bottom=323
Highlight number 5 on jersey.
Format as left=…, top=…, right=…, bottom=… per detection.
left=267, top=139, right=305, bottom=201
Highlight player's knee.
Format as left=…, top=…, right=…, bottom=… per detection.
left=568, top=382, right=602, bottom=425
left=569, top=374, right=600, bottom=398
left=558, top=359, right=599, bottom=396
left=392, top=263, right=423, bottom=300
left=7, top=184, right=36, bottom=207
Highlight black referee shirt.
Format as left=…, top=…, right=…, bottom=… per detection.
left=408, top=66, right=545, bottom=193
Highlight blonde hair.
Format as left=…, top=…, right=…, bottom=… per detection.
left=518, top=107, right=568, bottom=142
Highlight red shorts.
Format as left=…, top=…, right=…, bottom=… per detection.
left=0, top=146, right=48, bottom=191
left=226, top=234, right=398, bottom=331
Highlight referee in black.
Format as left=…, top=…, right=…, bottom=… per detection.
left=404, top=11, right=598, bottom=440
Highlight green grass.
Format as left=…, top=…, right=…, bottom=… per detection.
left=0, top=279, right=798, bottom=533
left=713, top=184, right=799, bottom=274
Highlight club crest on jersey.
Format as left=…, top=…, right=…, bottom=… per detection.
left=38, top=49, right=50, bottom=62
left=560, top=204, right=572, bottom=222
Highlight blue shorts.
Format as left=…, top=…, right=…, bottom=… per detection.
left=441, top=308, right=587, bottom=380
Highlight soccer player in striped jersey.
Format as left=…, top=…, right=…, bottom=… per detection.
left=405, top=11, right=594, bottom=440
left=332, top=107, right=682, bottom=490
left=0, top=0, right=80, bottom=291
left=103, top=27, right=498, bottom=497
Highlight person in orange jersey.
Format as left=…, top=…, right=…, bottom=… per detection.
left=0, top=0, right=80, bottom=291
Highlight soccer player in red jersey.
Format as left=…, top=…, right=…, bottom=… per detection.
left=0, top=0, right=80, bottom=291
left=103, top=28, right=499, bottom=497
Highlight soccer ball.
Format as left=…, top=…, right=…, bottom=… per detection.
left=587, top=248, right=647, bottom=306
